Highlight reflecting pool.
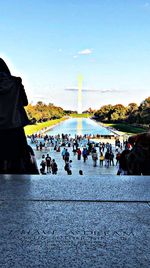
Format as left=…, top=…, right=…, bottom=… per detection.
left=46, top=118, right=114, bottom=136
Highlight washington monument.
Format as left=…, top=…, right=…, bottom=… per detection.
left=77, top=74, right=83, bottom=114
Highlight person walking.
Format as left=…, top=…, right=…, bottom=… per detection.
left=64, top=160, right=72, bottom=175
left=64, top=149, right=70, bottom=163
left=92, top=149, right=98, bottom=167
left=45, top=154, right=51, bottom=173
left=40, top=155, right=46, bottom=174
left=82, top=147, right=88, bottom=163
left=51, top=159, right=58, bottom=174
left=99, top=152, right=104, bottom=166
left=77, top=148, right=82, bottom=160
left=61, top=148, right=66, bottom=160
left=105, top=149, right=110, bottom=168
left=109, top=151, right=115, bottom=166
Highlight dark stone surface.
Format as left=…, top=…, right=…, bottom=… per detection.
left=0, top=175, right=150, bottom=268
left=0, top=175, right=150, bottom=201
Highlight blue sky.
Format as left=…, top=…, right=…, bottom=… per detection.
left=1, top=0, right=150, bottom=111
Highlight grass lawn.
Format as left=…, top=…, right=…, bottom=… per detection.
left=103, top=122, right=146, bottom=135
left=24, top=118, right=67, bottom=136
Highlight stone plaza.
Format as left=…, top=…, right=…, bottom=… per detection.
left=0, top=174, right=150, bottom=267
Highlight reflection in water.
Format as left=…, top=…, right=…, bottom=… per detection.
left=77, top=118, right=83, bottom=136
left=46, top=118, right=114, bottom=136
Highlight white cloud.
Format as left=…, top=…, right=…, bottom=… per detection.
left=73, top=55, right=78, bottom=59
left=100, top=89, right=124, bottom=93
left=65, top=88, right=125, bottom=93
left=78, top=48, right=93, bottom=55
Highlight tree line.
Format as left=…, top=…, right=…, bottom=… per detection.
left=93, top=96, right=150, bottom=125
left=25, top=96, right=150, bottom=126
left=25, top=101, right=64, bottom=123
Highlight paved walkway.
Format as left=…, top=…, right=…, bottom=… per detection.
left=28, top=138, right=120, bottom=176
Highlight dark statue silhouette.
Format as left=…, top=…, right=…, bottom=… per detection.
left=0, top=58, right=39, bottom=174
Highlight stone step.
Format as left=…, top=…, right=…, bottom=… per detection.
left=0, top=175, right=150, bottom=201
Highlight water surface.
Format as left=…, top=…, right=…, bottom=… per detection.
left=46, top=118, right=114, bottom=136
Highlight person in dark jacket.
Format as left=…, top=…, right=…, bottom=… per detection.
left=126, top=132, right=150, bottom=175
left=116, top=132, right=150, bottom=175
left=0, top=58, right=39, bottom=174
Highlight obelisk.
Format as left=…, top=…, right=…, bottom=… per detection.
left=77, top=74, right=83, bottom=114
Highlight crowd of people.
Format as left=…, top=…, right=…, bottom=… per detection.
left=39, top=154, right=58, bottom=175
left=30, top=130, right=150, bottom=175
left=28, top=132, right=150, bottom=176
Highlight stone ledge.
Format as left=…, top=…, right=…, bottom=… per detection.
left=0, top=175, right=150, bottom=201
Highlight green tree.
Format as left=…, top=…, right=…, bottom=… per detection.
left=25, top=102, right=64, bottom=123
left=94, top=104, right=113, bottom=121
left=111, top=104, right=127, bottom=121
